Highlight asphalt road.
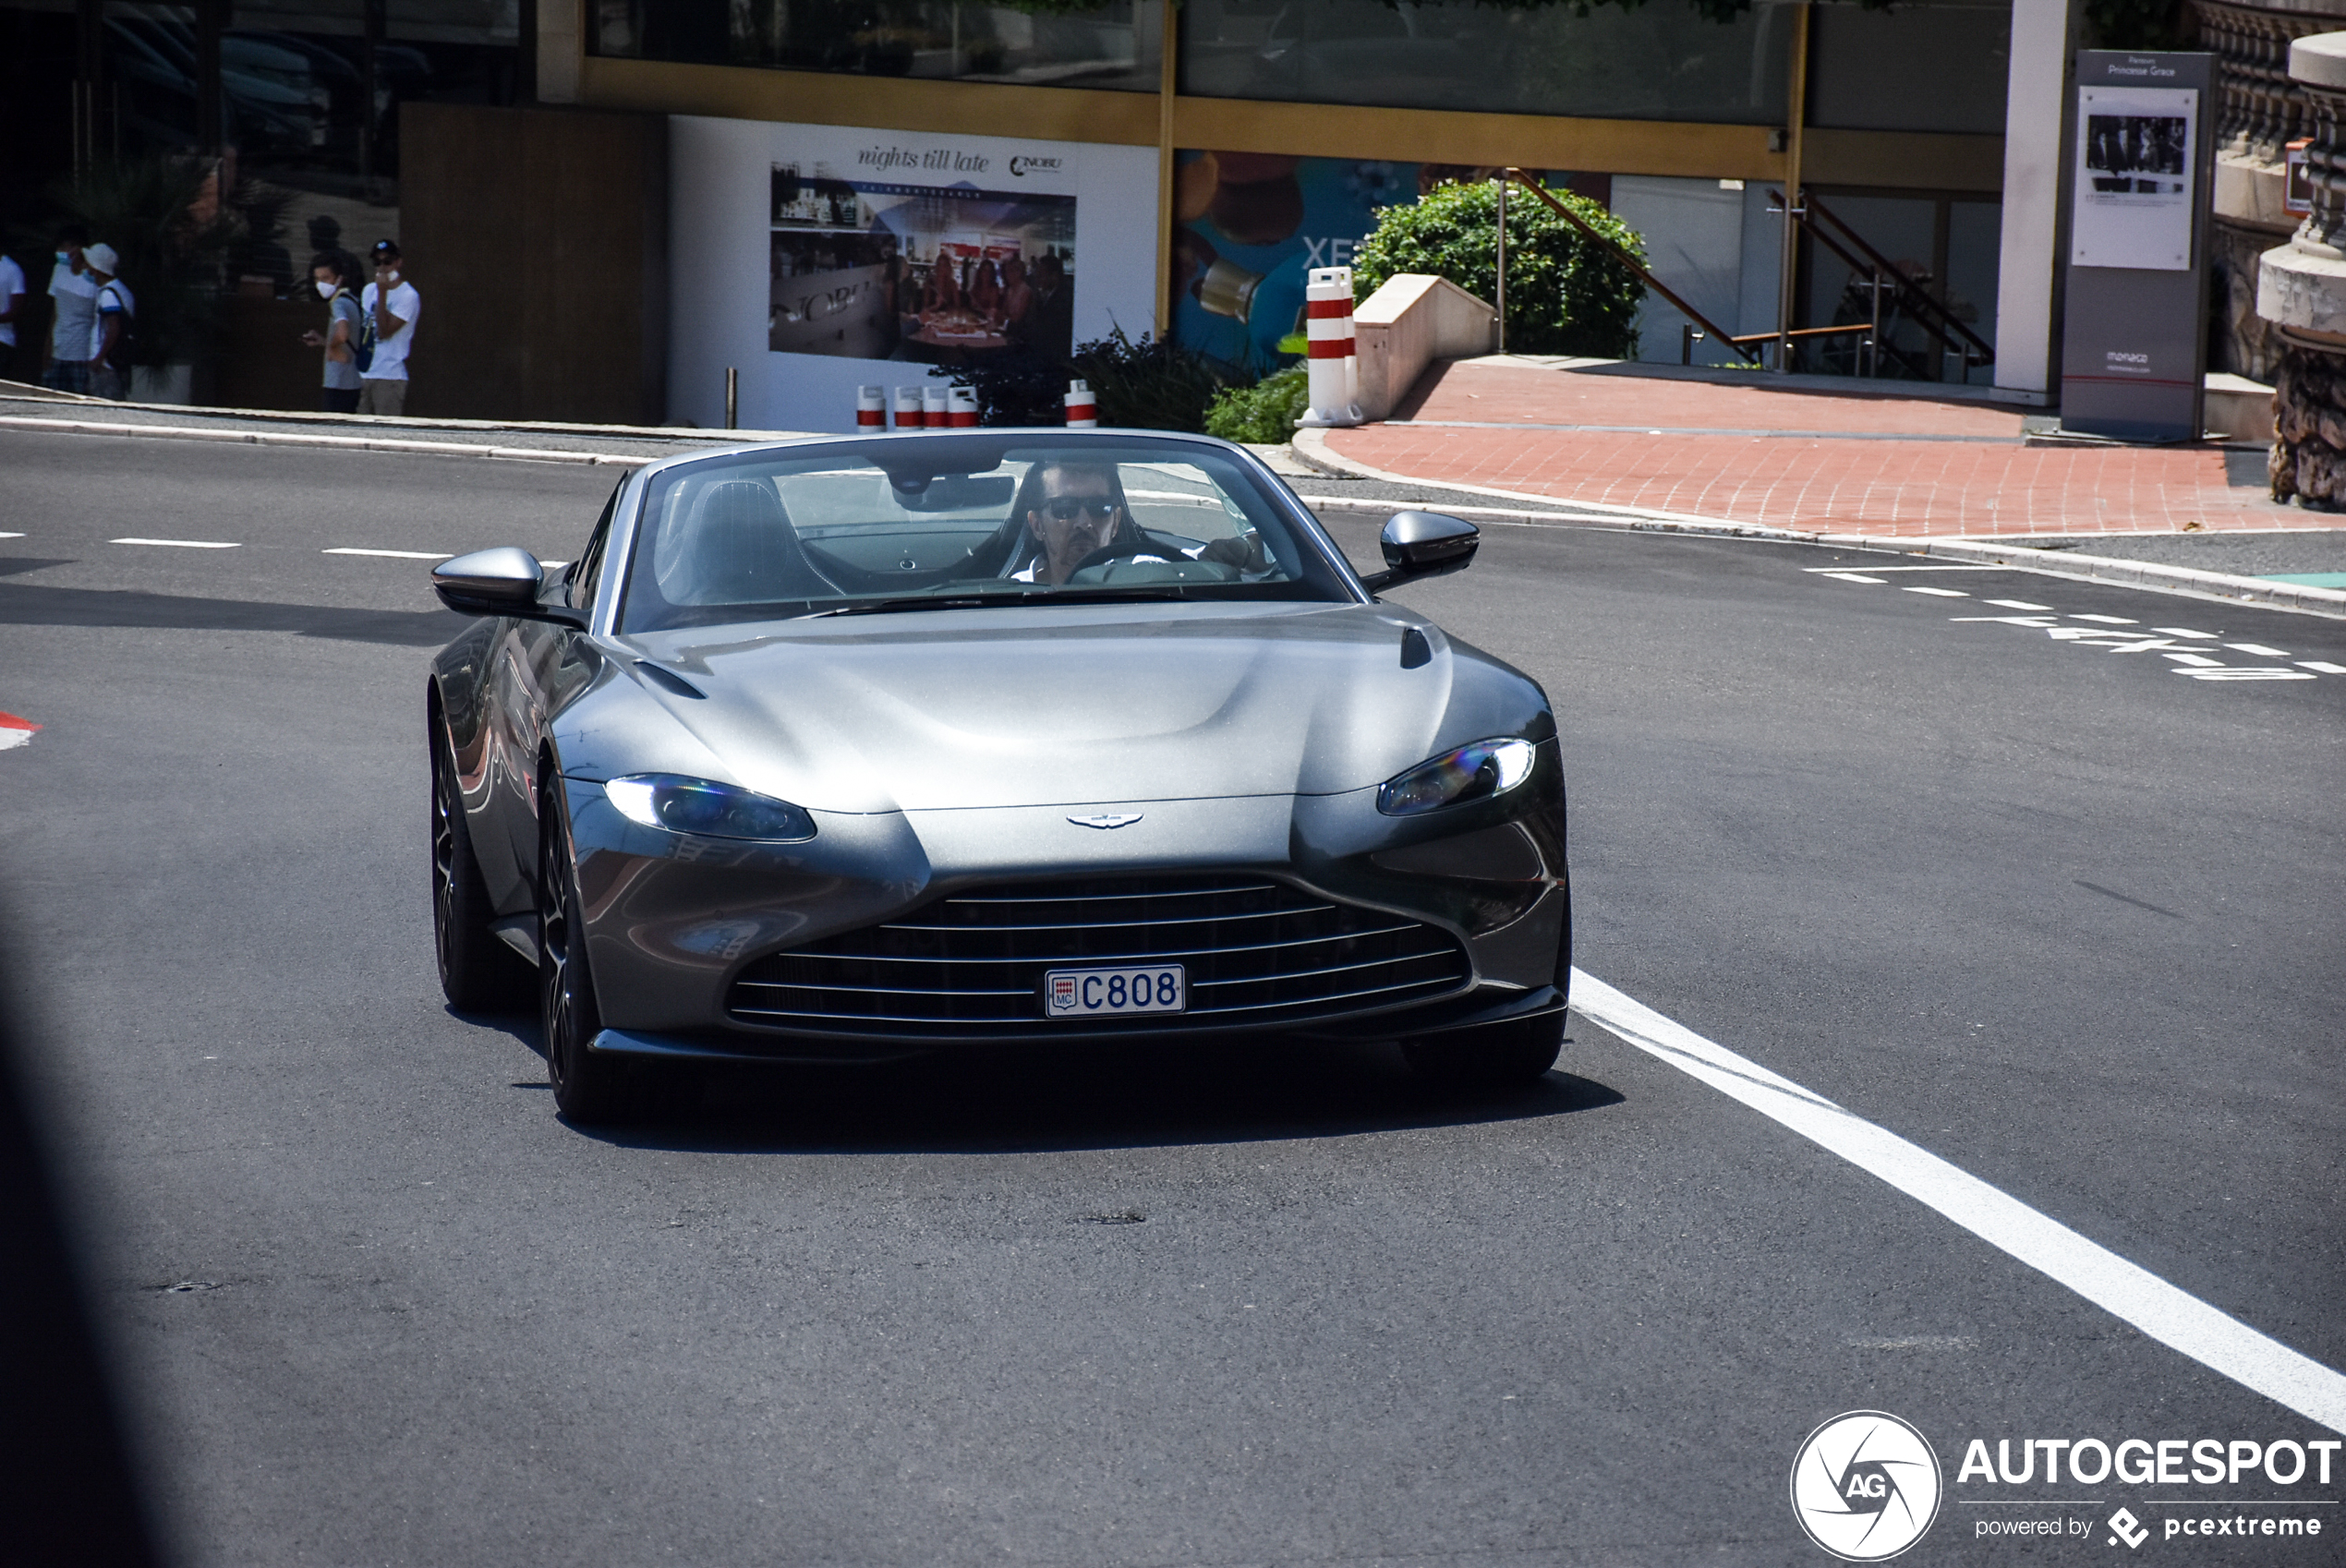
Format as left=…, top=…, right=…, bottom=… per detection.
left=2, top=428, right=2341, bottom=1567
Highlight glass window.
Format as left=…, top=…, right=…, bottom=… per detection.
left=618, top=435, right=1348, bottom=633
left=590, top=0, right=1162, bottom=94
left=1180, top=0, right=1792, bottom=125
left=1808, top=0, right=2009, bottom=136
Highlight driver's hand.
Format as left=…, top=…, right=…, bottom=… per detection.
left=1200, top=533, right=1265, bottom=571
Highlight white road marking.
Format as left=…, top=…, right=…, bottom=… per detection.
left=1820, top=572, right=1888, bottom=585
left=323, top=548, right=453, bottom=560
left=2154, top=628, right=2219, bottom=639
left=0, top=532, right=23, bottom=539
left=2178, top=668, right=2316, bottom=681
left=0, top=730, right=32, bottom=752
left=1566, top=969, right=2346, bottom=1434
left=2163, top=652, right=2225, bottom=667
left=112, top=537, right=240, bottom=549
left=1903, top=585, right=1970, bottom=597
left=2225, top=643, right=2291, bottom=657
left=1801, top=565, right=1988, bottom=573
left=1986, top=598, right=2055, bottom=611
left=2300, top=661, right=2346, bottom=675
left=2072, top=613, right=2137, bottom=625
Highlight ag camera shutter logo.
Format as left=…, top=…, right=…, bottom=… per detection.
left=1790, top=1411, right=1944, bottom=1561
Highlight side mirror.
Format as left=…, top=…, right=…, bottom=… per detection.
left=432, top=547, right=584, bottom=627
left=1361, top=511, right=1479, bottom=593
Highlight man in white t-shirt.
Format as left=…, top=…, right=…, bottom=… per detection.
left=43, top=224, right=99, bottom=396
left=0, top=248, right=27, bottom=384
left=357, top=238, right=420, bottom=416
left=83, top=244, right=136, bottom=402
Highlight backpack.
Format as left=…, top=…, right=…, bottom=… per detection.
left=96, top=281, right=135, bottom=371
left=353, top=291, right=376, bottom=375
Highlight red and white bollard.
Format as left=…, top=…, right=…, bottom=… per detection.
left=854, top=385, right=886, bottom=429
left=947, top=385, right=980, bottom=428
left=1297, top=265, right=1362, bottom=428
left=921, top=385, right=949, bottom=429
left=894, top=386, right=925, bottom=429
left=1064, top=378, right=1097, bottom=428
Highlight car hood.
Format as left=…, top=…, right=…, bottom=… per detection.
left=594, top=600, right=1546, bottom=814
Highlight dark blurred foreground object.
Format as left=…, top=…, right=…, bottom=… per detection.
left=0, top=931, right=163, bottom=1566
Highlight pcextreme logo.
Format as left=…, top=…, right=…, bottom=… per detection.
left=1791, top=1411, right=1945, bottom=1562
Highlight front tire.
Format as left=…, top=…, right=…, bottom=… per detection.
left=431, top=724, right=528, bottom=1012
left=1402, top=1010, right=1565, bottom=1091
left=538, top=784, right=639, bottom=1123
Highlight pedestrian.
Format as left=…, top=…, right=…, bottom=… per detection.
left=357, top=238, right=419, bottom=416
left=0, top=247, right=27, bottom=384
left=82, top=243, right=135, bottom=403
left=300, top=249, right=364, bottom=414
left=42, top=223, right=98, bottom=396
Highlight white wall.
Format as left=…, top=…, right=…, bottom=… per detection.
left=668, top=114, right=1160, bottom=433
left=1609, top=176, right=1748, bottom=367
left=1993, top=0, right=2081, bottom=397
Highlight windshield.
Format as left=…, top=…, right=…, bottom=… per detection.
left=614, top=434, right=1353, bottom=633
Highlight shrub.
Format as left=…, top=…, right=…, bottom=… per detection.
left=1351, top=179, right=1647, bottom=360
left=1204, top=365, right=1309, bottom=444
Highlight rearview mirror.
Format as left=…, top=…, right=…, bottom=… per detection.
left=1361, top=512, right=1479, bottom=593
left=432, top=547, right=584, bottom=627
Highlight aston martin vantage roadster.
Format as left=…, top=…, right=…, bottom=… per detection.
left=428, top=430, right=1569, bottom=1120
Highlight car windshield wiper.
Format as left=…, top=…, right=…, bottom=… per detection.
left=801, top=588, right=1187, bottom=619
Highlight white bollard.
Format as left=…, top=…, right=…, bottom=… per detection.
left=894, top=386, right=925, bottom=429
left=1064, top=379, right=1098, bottom=428
left=855, top=385, right=885, bottom=429
left=921, top=384, right=949, bottom=429
left=947, top=385, right=980, bottom=428
left=1296, top=266, right=1362, bottom=428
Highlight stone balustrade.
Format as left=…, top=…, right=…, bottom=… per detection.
left=2255, top=30, right=2346, bottom=501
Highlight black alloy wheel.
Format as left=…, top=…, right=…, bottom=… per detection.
left=538, top=783, right=638, bottom=1123
left=431, top=726, right=526, bottom=1011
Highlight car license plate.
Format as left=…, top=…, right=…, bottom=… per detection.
left=1043, top=964, right=1186, bottom=1019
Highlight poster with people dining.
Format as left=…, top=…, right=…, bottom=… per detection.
left=769, top=152, right=1076, bottom=366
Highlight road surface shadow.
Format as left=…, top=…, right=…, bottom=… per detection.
left=0, top=583, right=464, bottom=645
left=552, top=1035, right=1626, bottom=1154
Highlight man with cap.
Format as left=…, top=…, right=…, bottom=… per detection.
left=82, top=244, right=135, bottom=403
left=357, top=238, right=420, bottom=416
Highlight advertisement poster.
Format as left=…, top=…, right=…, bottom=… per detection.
left=769, top=140, right=1079, bottom=364
left=2069, top=85, right=2198, bottom=271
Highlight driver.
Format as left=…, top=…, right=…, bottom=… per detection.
left=1012, top=459, right=1168, bottom=585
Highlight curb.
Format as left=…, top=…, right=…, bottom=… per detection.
left=0, top=413, right=665, bottom=467
left=1289, top=428, right=2346, bottom=620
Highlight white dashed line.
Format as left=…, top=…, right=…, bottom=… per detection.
left=1903, top=585, right=1969, bottom=597
left=0, top=532, right=22, bottom=539
left=2071, top=613, right=2137, bottom=625
left=1801, top=565, right=1986, bottom=573
left=1567, top=969, right=2346, bottom=1435
left=2154, top=628, right=2219, bottom=639
left=2300, top=661, right=2346, bottom=675
left=112, top=537, right=240, bottom=549
left=323, top=548, right=454, bottom=560
left=1986, top=598, right=2055, bottom=611
left=2163, top=652, right=2225, bottom=667
left=2176, top=668, right=2316, bottom=681
left=1820, top=572, right=1888, bottom=585
left=2225, top=643, right=2291, bottom=657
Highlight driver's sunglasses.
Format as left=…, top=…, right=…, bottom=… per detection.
left=1042, top=497, right=1118, bottom=522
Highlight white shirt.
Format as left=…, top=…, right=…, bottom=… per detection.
left=90, top=278, right=134, bottom=362
left=0, top=256, right=26, bottom=348
left=49, top=261, right=98, bottom=360
left=359, top=279, right=421, bottom=380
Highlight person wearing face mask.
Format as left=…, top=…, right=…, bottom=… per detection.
left=42, top=224, right=98, bottom=396
left=299, top=250, right=365, bottom=413
left=357, top=238, right=420, bottom=416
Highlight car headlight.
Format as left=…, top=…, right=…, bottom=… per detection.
left=1376, top=737, right=1537, bottom=816
left=603, top=774, right=816, bottom=841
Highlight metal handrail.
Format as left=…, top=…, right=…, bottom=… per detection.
left=1503, top=169, right=1765, bottom=366
left=1785, top=191, right=1996, bottom=366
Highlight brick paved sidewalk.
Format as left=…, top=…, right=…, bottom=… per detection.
left=1323, top=358, right=2332, bottom=537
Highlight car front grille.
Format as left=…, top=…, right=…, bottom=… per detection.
left=725, top=874, right=1470, bottom=1036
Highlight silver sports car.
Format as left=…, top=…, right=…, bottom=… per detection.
left=428, top=430, right=1569, bottom=1121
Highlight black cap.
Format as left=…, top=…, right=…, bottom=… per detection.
left=370, top=238, right=400, bottom=257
